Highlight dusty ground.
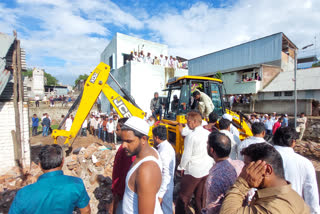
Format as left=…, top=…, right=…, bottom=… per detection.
left=0, top=134, right=319, bottom=214
left=30, top=134, right=320, bottom=169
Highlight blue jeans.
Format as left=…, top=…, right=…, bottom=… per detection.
left=152, top=107, right=162, bottom=121
left=98, top=127, right=102, bottom=139
left=103, top=131, right=107, bottom=142
left=42, top=126, right=49, bottom=136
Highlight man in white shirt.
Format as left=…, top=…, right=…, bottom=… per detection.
left=222, top=113, right=240, bottom=138
left=164, top=56, right=169, bottom=67
left=152, top=126, right=176, bottom=214
left=264, top=115, right=274, bottom=136
left=296, top=112, right=307, bottom=140
left=228, top=95, right=234, bottom=110
left=160, top=54, right=166, bottom=66
left=219, top=118, right=241, bottom=160
left=176, top=112, right=214, bottom=214
left=132, top=51, right=138, bottom=61
left=107, top=118, right=114, bottom=143
left=273, top=127, right=320, bottom=214
left=65, top=116, right=73, bottom=131
left=35, top=95, right=40, bottom=107
left=145, top=52, right=153, bottom=64
left=81, top=118, right=87, bottom=136
left=172, top=57, right=178, bottom=69
left=237, top=122, right=266, bottom=161
left=93, top=116, right=99, bottom=136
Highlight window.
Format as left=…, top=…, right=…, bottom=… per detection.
left=284, top=91, right=293, bottom=96
left=123, top=53, right=131, bottom=65
left=210, top=83, right=223, bottom=116
left=274, top=92, right=282, bottom=97
left=109, top=55, right=113, bottom=69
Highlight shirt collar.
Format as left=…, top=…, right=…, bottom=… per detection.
left=38, top=170, right=63, bottom=181
left=274, top=145, right=294, bottom=153
left=194, top=125, right=203, bottom=131
left=157, top=140, right=168, bottom=149
left=256, top=183, right=292, bottom=198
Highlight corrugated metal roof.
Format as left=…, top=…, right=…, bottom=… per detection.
left=0, top=59, right=11, bottom=95
left=0, top=33, right=15, bottom=95
left=189, top=33, right=283, bottom=76
left=0, top=33, right=14, bottom=58
left=263, top=67, right=320, bottom=92
left=0, top=79, right=14, bottom=101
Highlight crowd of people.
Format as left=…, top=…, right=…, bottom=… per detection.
left=81, top=112, right=120, bottom=143
left=31, top=113, right=53, bottom=136
left=246, top=112, right=308, bottom=140
left=226, top=94, right=252, bottom=109
left=22, top=108, right=318, bottom=214
left=128, top=50, right=188, bottom=69
left=33, top=95, right=74, bottom=107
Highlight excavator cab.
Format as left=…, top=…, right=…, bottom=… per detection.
left=163, top=76, right=225, bottom=120
left=159, top=76, right=252, bottom=157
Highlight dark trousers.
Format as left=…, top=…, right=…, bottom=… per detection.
left=95, top=129, right=99, bottom=136
left=103, top=131, right=107, bottom=142
left=152, top=107, right=162, bottom=121
left=266, top=129, right=272, bottom=135
left=32, top=126, right=38, bottom=136
left=81, top=128, right=87, bottom=136
left=108, top=133, right=114, bottom=143
left=175, top=174, right=207, bottom=214
left=35, top=100, right=40, bottom=107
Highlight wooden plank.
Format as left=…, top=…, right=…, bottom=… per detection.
left=12, top=36, right=22, bottom=165
left=317, top=171, right=320, bottom=204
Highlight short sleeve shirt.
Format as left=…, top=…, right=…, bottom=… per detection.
left=9, top=170, right=90, bottom=214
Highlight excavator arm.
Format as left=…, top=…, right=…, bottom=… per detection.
left=52, top=62, right=145, bottom=145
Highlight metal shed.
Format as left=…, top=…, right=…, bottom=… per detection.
left=189, top=32, right=297, bottom=76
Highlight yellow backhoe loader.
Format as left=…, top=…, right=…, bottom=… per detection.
left=52, top=62, right=252, bottom=156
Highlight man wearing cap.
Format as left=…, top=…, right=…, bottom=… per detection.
left=150, top=92, right=163, bottom=121
left=192, top=90, right=214, bottom=119
left=121, top=117, right=163, bottom=214
left=222, top=113, right=240, bottom=138
left=282, top=114, right=288, bottom=127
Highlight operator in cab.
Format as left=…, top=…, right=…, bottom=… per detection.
left=192, top=90, right=214, bottom=119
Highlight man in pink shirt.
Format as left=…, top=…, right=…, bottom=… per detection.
left=272, top=117, right=283, bottom=135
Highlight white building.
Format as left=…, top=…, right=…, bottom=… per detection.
left=32, top=68, right=45, bottom=96
left=24, top=68, right=45, bottom=98
left=100, top=33, right=188, bottom=114
left=256, top=67, right=320, bottom=115
left=101, top=32, right=169, bottom=70
left=0, top=33, right=30, bottom=173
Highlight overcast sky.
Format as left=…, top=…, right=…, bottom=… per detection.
left=1, top=0, right=319, bottom=85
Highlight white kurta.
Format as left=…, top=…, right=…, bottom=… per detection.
left=157, top=140, right=176, bottom=214
left=179, top=126, right=214, bottom=178
left=274, top=145, right=320, bottom=214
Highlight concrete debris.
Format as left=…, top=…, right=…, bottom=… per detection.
left=0, top=143, right=116, bottom=214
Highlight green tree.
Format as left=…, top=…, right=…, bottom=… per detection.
left=312, top=61, right=320, bottom=67
left=44, top=72, right=59, bottom=86
left=23, top=68, right=58, bottom=86
left=214, top=71, right=222, bottom=80
left=74, top=74, right=89, bottom=86
left=22, top=68, right=33, bottom=77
